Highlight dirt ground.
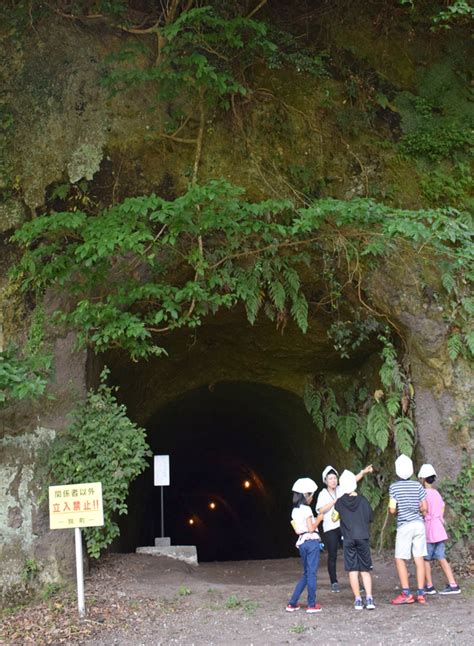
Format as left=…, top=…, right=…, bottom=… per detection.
left=2, top=551, right=473, bottom=645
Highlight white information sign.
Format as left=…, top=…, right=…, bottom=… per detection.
left=154, top=455, right=170, bottom=486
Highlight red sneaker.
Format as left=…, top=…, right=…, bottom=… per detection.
left=417, top=594, right=426, bottom=604
left=306, top=603, right=322, bottom=613
left=285, top=603, right=300, bottom=612
left=391, top=592, right=415, bottom=605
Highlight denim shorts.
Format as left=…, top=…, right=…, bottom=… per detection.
left=424, top=541, right=446, bottom=561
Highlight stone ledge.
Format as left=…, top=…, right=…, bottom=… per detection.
left=136, top=545, right=198, bottom=566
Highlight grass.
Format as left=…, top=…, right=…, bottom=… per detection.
left=224, top=595, right=259, bottom=615
left=40, top=583, right=62, bottom=601
left=290, top=622, right=307, bottom=634
left=129, top=600, right=141, bottom=610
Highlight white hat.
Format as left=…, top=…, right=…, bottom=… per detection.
left=322, top=465, right=339, bottom=483
left=395, top=454, right=414, bottom=479
left=339, top=470, right=357, bottom=495
left=418, top=464, right=437, bottom=479
left=292, top=477, right=318, bottom=494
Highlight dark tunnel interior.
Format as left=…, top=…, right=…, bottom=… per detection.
left=116, top=381, right=332, bottom=562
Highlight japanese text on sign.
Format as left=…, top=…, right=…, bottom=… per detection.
left=49, top=482, right=104, bottom=529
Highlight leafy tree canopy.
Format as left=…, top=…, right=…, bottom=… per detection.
left=12, top=180, right=473, bottom=360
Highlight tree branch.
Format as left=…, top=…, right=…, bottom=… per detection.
left=247, top=0, right=268, bottom=20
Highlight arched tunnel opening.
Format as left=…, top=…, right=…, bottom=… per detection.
left=115, top=381, right=333, bottom=562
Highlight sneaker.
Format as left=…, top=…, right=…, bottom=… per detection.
left=354, top=598, right=363, bottom=610
left=365, top=597, right=375, bottom=610
left=285, top=603, right=300, bottom=612
left=306, top=603, right=322, bottom=613
left=391, top=592, right=415, bottom=605
left=416, top=594, right=426, bottom=604
left=331, top=582, right=340, bottom=593
left=424, top=585, right=437, bottom=595
left=439, top=584, right=461, bottom=595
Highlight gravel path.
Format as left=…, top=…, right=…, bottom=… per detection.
left=2, top=552, right=472, bottom=645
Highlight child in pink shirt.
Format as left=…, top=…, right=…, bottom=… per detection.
left=418, top=464, right=461, bottom=595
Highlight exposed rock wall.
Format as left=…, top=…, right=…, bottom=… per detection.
left=369, top=265, right=473, bottom=474
left=0, top=332, right=87, bottom=603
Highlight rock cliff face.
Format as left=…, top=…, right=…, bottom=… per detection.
left=0, top=4, right=471, bottom=602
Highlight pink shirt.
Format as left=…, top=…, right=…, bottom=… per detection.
left=424, top=488, right=448, bottom=543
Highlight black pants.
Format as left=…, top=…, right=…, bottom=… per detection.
left=324, top=527, right=342, bottom=583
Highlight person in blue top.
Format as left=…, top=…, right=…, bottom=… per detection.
left=389, top=454, right=427, bottom=605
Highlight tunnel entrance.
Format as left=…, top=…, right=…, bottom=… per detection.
left=116, top=381, right=335, bottom=561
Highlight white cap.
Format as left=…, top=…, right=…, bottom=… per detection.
left=418, top=464, right=437, bottom=479
left=292, top=477, right=318, bottom=494
left=395, top=454, right=414, bottom=479
left=322, top=465, right=339, bottom=483
left=339, top=470, right=357, bottom=495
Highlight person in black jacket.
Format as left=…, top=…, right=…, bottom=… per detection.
left=334, top=470, right=375, bottom=610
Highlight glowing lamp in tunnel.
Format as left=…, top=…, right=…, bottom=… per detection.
left=209, top=502, right=216, bottom=510
left=243, top=480, right=251, bottom=489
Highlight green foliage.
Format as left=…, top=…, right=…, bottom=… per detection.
left=304, top=384, right=340, bottom=437
left=394, top=417, right=415, bottom=456
left=21, top=558, right=40, bottom=582
left=178, top=585, right=192, bottom=597
left=431, top=1, right=474, bottom=28
left=399, top=1, right=474, bottom=28
left=438, top=457, right=474, bottom=550
left=40, top=582, right=62, bottom=601
left=224, top=595, right=258, bottom=614
left=265, top=26, right=328, bottom=77
left=400, top=126, right=472, bottom=161
left=303, top=384, right=323, bottom=432
left=358, top=477, right=383, bottom=510
left=370, top=335, right=415, bottom=457
left=447, top=332, right=463, bottom=360
left=366, top=402, right=390, bottom=452
left=322, top=388, right=339, bottom=430
left=335, top=413, right=362, bottom=451
left=328, top=315, right=381, bottom=359
left=46, top=369, right=151, bottom=558
left=421, top=162, right=473, bottom=209
left=12, top=182, right=473, bottom=362
left=305, top=334, right=416, bottom=511
left=103, top=6, right=277, bottom=111
left=289, top=623, right=307, bottom=634
left=305, top=376, right=392, bottom=509
left=12, top=180, right=310, bottom=358
left=0, top=345, right=51, bottom=408
left=394, top=59, right=472, bottom=161
left=0, top=302, right=52, bottom=408
left=0, top=1, right=49, bottom=38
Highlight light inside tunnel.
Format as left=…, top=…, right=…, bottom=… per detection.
left=115, top=381, right=342, bottom=561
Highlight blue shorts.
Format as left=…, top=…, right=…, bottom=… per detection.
left=424, top=541, right=446, bottom=561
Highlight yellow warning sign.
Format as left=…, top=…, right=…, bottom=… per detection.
left=49, top=482, right=104, bottom=530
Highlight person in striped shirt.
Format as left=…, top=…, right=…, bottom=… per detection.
left=389, top=454, right=428, bottom=605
